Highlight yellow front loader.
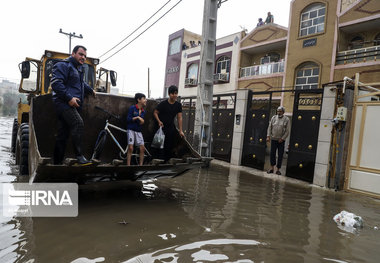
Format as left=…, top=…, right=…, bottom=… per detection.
left=12, top=50, right=117, bottom=175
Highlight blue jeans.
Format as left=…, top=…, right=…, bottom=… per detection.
left=270, top=140, right=285, bottom=169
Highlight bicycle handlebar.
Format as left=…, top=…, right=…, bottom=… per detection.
left=94, top=105, right=120, bottom=120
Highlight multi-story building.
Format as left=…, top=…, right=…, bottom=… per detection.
left=0, top=79, right=18, bottom=95
left=163, top=29, right=242, bottom=97
left=239, top=0, right=379, bottom=109
left=165, top=0, right=380, bottom=106
left=163, top=0, right=380, bottom=196
left=163, top=29, right=202, bottom=97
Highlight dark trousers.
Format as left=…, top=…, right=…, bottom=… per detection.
left=152, top=127, right=175, bottom=162
left=270, top=139, right=285, bottom=169
left=162, top=127, right=174, bottom=161
left=53, top=107, right=84, bottom=164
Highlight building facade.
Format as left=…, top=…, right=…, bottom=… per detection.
left=237, top=0, right=380, bottom=112
left=163, top=29, right=242, bottom=97
left=163, top=0, right=380, bottom=195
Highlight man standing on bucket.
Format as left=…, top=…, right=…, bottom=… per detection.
left=266, top=106, right=290, bottom=175
left=51, top=45, right=96, bottom=165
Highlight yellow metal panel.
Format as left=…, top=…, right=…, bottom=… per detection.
left=17, top=103, right=30, bottom=125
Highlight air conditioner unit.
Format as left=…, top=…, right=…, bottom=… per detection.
left=185, top=78, right=197, bottom=85
left=214, top=73, right=229, bottom=82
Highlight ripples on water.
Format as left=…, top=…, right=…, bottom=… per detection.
left=0, top=116, right=380, bottom=263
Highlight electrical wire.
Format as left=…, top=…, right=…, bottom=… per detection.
left=98, top=0, right=172, bottom=59
left=100, top=0, right=183, bottom=64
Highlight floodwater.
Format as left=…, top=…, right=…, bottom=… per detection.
left=1, top=116, right=380, bottom=263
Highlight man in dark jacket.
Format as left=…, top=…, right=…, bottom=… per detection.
left=51, top=45, right=95, bottom=165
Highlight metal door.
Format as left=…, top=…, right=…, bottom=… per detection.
left=241, top=91, right=272, bottom=170
left=181, top=94, right=235, bottom=162
left=211, top=94, right=236, bottom=162
left=286, top=90, right=323, bottom=182
left=182, top=97, right=196, bottom=145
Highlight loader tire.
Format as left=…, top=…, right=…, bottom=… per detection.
left=15, top=123, right=29, bottom=176
left=11, top=118, right=18, bottom=153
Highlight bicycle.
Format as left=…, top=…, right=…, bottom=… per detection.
left=92, top=106, right=151, bottom=165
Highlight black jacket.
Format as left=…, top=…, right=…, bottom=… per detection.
left=51, top=56, right=93, bottom=114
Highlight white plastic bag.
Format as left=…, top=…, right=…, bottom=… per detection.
left=333, top=210, right=363, bottom=233
left=151, top=127, right=165, bottom=149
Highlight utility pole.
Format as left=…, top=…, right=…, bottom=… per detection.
left=193, top=0, right=223, bottom=156
left=148, top=67, right=151, bottom=98
left=59, top=28, right=83, bottom=54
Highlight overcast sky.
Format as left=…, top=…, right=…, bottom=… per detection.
left=0, top=0, right=291, bottom=98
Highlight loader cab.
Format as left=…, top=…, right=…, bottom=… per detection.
left=95, top=67, right=117, bottom=93
left=19, top=59, right=39, bottom=94
left=18, top=50, right=102, bottom=95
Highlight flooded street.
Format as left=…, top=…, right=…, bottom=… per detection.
left=1, top=116, right=380, bottom=263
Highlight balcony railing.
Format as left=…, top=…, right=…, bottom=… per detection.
left=185, top=78, right=197, bottom=86
left=336, top=45, right=380, bottom=65
left=213, top=73, right=230, bottom=82
left=240, top=60, right=285, bottom=78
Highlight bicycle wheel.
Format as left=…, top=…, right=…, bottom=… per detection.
left=92, top=130, right=107, bottom=160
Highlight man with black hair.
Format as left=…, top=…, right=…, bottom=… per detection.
left=153, top=85, right=184, bottom=161
left=265, top=12, right=274, bottom=24
left=126, top=93, right=147, bottom=166
left=51, top=45, right=96, bottom=165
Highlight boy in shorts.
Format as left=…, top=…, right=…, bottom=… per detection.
left=126, top=93, right=147, bottom=165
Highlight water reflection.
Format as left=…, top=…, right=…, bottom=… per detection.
left=0, top=116, right=380, bottom=262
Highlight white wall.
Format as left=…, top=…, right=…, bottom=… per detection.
left=178, top=32, right=242, bottom=98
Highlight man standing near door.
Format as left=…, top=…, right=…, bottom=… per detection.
left=266, top=106, right=290, bottom=175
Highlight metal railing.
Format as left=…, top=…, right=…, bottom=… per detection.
left=213, top=73, right=229, bottom=82
left=336, top=45, right=380, bottom=65
left=185, top=78, right=197, bottom=86
left=240, top=60, right=285, bottom=78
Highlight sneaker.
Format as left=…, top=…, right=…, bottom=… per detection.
left=76, top=155, right=92, bottom=165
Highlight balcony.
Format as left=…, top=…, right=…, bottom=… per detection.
left=185, top=78, right=197, bottom=86
left=213, top=73, right=230, bottom=82
left=336, top=45, right=380, bottom=65
left=240, top=60, right=285, bottom=78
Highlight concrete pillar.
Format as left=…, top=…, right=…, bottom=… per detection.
left=313, top=86, right=336, bottom=187
left=230, top=89, right=249, bottom=165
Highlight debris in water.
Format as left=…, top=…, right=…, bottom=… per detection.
left=333, top=210, right=363, bottom=232
left=118, top=220, right=129, bottom=225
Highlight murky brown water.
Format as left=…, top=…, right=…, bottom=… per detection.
left=1, top=116, right=380, bottom=263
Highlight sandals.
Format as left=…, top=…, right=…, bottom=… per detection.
left=276, top=170, right=281, bottom=175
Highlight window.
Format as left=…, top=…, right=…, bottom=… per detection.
left=295, top=62, right=320, bottom=90
left=186, top=63, right=199, bottom=85
left=216, top=56, right=230, bottom=74
left=44, top=59, right=95, bottom=93
left=299, top=3, right=326, bottom=37
left=187, top=63, right=198, bottom=80
left=349, top=36, right=364, bottom=50
left=260, top=52, right=280, bottom=64
left=21, top=61, right=38, bottom=92
left=169, top=37, right=181, bottom=55
left=374, top=33, right=380, bottom=46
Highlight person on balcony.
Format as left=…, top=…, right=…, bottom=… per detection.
left=266, top=106, right=289, bottom=175
left=265, top=12, right=274, bottom=24
left=257, top=18, right=264, bottom=27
